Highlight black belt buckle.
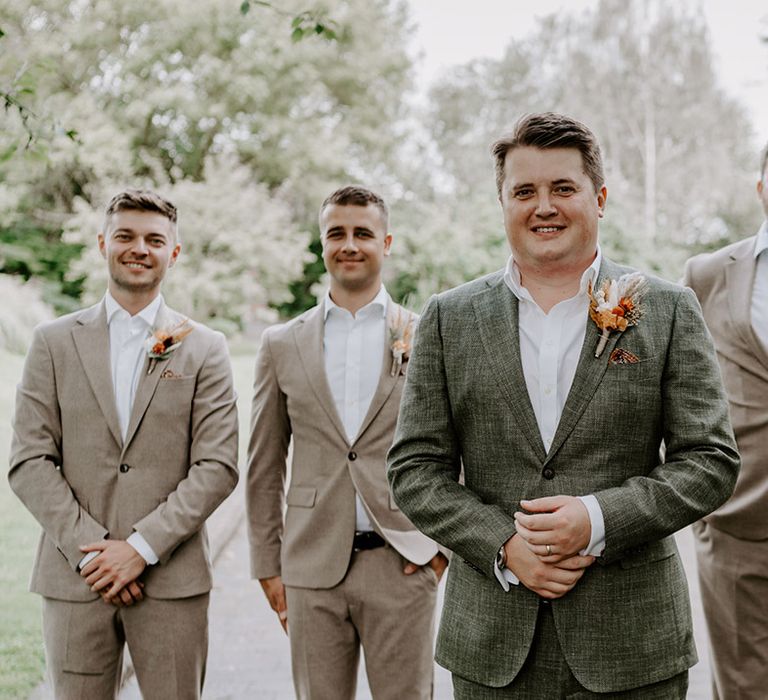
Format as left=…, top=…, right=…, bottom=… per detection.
left=353, top=530, right=386, bottom=552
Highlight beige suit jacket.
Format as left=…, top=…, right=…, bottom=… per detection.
left=684, top=234, right=768, bottom=539
left=9, top=299, right=239, bottom=601
left=247, top=301, right=438, bottom=589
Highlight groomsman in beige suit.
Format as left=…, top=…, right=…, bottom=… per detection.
left=683, top=143, right=768, bottom=699
left=9, top=189, right=239, bottom=699
left=247, top=185, right=447, bottom=699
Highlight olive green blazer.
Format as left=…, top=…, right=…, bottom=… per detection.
left=388, top=257, right=739, bottom=693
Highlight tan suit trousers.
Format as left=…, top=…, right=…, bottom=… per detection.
left=42, top=593, right=209, bottom=700
left=285, top=545, right=437, bottom=700
left=694, top=520, right=768, bottom=700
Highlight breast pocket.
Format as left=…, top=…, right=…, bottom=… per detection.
left=602, top=354, right=660, bottom=383
left=151, top=376, right=196, bottom=417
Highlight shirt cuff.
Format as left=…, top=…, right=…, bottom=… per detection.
left=578, top=495, right=605, bottom=556
left=78, top=550, right=99, bottom=571
left=493, top=557, right=520, bottom=591
left=127, top=532, right=159, bottom=565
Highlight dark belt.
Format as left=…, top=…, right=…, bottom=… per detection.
left=353, top=530, right=386, bottom=552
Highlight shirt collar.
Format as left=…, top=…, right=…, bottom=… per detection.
left=105, top=291, right=163, bottom=327
left=323, top=285, right=389, bottom=320
left=503, top=246, right=602, bottom=301
left=754, top=221, right=768, bottom=259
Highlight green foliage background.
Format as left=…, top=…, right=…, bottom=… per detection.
left=1, top=0, right=765, bottom=331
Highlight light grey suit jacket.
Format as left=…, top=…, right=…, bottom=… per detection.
left=388, top=257, right=739, bottom=693
left=684, top=235, right=768, bottom=539
left=9, top=299, right=239, bottom=601
left=247, top=301, right=438, bottom=589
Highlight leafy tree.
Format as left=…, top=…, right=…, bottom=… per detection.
left=0, top=0, right=415, bottom=324
left=64, top=158, right=310, bottom=331
left=425, top=0, right=761, bottom=281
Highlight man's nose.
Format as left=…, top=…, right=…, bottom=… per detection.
left=132, top=238, right=149, bottom=254
left=534, top=194, right=556, bottom=217
left=341, top=234, right=358, bottom=252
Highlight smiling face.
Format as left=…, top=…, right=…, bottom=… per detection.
left=500, top=146, right=606, bottom=277
left=320, top=203, right=392, bottom=300
left=98, top=209, right=180, bottom=308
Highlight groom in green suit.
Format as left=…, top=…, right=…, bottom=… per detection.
left=387, top=112, right=740, bottom=698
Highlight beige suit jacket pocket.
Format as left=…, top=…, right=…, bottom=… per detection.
left=287, top=486, right=317, bottom=508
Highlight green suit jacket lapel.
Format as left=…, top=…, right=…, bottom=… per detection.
left=544, top=257, right=625, bottom=463
left=471, top=274, right=546, bottom=461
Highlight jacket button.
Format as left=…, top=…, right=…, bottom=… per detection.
left=348, top=451, right=357, bottom=461
left=119, top=463, right=130, bottom=473
left=542, top=467, right=555, bottom=480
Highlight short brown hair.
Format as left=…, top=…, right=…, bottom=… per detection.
left=491, top=112, right=605, bottom=196
left=319, top=185, right=388, bottom=232
left=103, top=189, right=178, bottom=237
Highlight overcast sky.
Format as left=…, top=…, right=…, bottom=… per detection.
left=407, top=0, right=768, bottom=152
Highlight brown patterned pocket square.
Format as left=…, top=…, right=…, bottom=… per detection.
left=609, top=348, right=640, bottom=365
left=160, top=368, right=184, bottom=379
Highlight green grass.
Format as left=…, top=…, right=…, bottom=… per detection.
left=0, top=345, right=259, bottom=698
left=0, top=349, right=45, bottom=699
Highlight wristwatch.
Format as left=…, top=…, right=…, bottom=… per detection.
left=495, top=544, right=507, bottom=570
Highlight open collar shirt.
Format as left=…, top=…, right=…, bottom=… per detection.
left=323, top=285, right=389, bottom=532
left=78, top=292, right=163, bottom=569
left=495, top=250, right=605, bottom=589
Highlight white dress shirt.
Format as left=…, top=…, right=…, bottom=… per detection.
left=78, top=293, right=161, bottom=571
left=323, top=286, right=389, bottom=532
left=495, top=252, right=606, bottom=589
left=752, top=221, right=768, bottom=351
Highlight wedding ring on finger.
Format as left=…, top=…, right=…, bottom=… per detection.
left=545, top=544, right=552, bottom=556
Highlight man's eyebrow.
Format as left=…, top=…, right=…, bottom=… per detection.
left=112, top=227, right=169, bottom=237
left=510, top=178, right=577, bottom=189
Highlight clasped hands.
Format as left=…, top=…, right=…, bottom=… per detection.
left=79, top=539, right=147, bottom=608
left=504, top=495, right=595, bottom=600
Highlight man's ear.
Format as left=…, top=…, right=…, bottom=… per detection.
left=168, top=242, right=182, bottom=268
left=97, top=233, right=107, bottom=259
left=383, top=232, right=393, bottom=256
left=597, top=186, right=608, bottom=218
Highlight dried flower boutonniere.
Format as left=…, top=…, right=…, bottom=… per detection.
left=588, top=272, right=648, bottom=358
left=389, top=310, right=414, bottom=377
left=145, top=319, right=193, bottom=374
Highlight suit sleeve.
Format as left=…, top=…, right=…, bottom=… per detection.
left=681, top=256, right=700, bottom=296
left=246, top=328, right=291, bottom=580
left=387, top=295, right=517, bottom=579
left=9, top=327, right=108, bottom=571
left=132, top=332, right=239, bottom=563
left=594, top=286, right=740, bottom=563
